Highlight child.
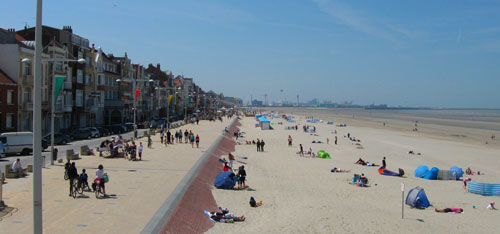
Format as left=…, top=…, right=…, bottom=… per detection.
left=148, top=135, right=152, bottom=148
left=138, top=142, right=143, bottom=160
left=79, top=169, right=90, bottom=191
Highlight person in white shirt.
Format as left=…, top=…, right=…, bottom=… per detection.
left=12, top=158, right=25, bottom=177
left=96, top=164, right=106, bottom=195
left=487, top=202, right=496, bottom=210
left=138, top=142, right=143, bottom=160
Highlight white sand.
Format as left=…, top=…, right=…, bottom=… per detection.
left=207, top=112, right=500, bottom=234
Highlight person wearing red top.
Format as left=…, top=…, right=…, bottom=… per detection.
left=223, top=162, right=230, bottom=171
left=195, top=134, right=200, bottom=148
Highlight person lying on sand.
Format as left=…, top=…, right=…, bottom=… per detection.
left=249, top=197, right=261, bottom=207
left=331, top=167, right=351, bottom=173
left=435, top=208, right=463, bottom=213
left=365, top=162, right=379, bottom=167
left=487, top=202, right=496, bottom=210
left=209, top=209, right=246, bottom=222
left=355, top=158, right=366, bottom=165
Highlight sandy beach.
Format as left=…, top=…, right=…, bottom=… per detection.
left=0, top=119, right=229, bottom=234
left=207, top=109, right=500, bottom=234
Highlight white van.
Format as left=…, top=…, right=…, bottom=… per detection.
left=0, top=132, right=48, bottom=156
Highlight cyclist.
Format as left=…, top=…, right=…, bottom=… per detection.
left=95, top=164, right=106, bottom=196
left=68, top=162, right=78, bottom=196
left=78, top=168, right=90, bottom=191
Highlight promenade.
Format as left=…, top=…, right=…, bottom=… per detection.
left=0, top=119, right=230, bottom=233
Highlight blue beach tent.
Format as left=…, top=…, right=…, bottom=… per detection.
left=449, top=166, right=464, bottom=180
left=406, top=186, right=431, bottom=209
left=214, top=172, right=237, bottom=189
left=424, top=167, right=439, bottom=180
left=414, top=165, right=429, bottom=178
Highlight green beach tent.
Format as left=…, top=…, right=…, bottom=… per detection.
left=317, top=150, right=330, bottom=159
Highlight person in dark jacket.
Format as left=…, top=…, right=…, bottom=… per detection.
left=68, top=162, right=78, bottom=196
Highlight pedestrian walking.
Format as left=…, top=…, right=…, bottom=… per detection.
left=190, top=134, right=195, bottom=148
left=68, top=162, right=78, bottom=196
left=261, top=140, right=265, bottom=152
left=148, top=135, right=152, bottom=148
left=184, top=130, right=189, bottom=143
left=256, top=139, right=261, bottom=152
left=195, top=134, right=200, bottom=148
left=228, top=153, right=235, bottom=169
left=174, top=131, right=179, bottom=143
left=288, top=135, right=293, bottom=146
left=178, top=129, right=183, bottom=143
left=327, top=138, right=329, bottom=144
left=138, top=142, right=143, bottom=160
left=382, top=157, right=386, bottom=167
left=299, top=144, right=304, bottom=156
left=335, top=136, right=338, bottom=145
left=160, top=132, right=164, bottom=144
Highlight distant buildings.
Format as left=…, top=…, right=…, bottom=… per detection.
left=0, top=25, right=239, bottom=133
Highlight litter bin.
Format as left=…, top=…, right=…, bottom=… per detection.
left=52, top=148, right=58, bottom=161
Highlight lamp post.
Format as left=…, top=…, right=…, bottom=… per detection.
left=117, top=78, right=153, bottom=139
left=32, top=1, right=43, bottom=232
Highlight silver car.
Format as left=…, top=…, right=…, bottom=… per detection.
left=87, top=127, right=100, bottom=138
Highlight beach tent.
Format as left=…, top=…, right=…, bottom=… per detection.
left=258, top=117, right=271, bottom=130
left=449, top=166, right=464, bottom=180
left=468, top=182, right=500, bottom=196
left=317, top=150, right=330, bottom=159
left=406, top=186, right=431, bottom=209
left=214, top=172, right=237, bottom=189
left=414, top=165, right=429, bottom=178
left=378, top=166, right=404, bottom=177
left=424, top=167, right=439, bottom=180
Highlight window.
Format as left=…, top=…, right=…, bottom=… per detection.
left=6, top=113, right=14, bottom=129
left=55, top=61, right=64, bottom=72
left=85, top=74, right=90, bottom=85
left=98, top=75, right=103, bottom=85
left=7, top=90, right=14, bottom=105
left=24, top=62, right=31, bottom=75
left=65, top=93, right=72, bottom=106
left=77, top=69, right=83, bottom=83
left=76, top=90, right=83, bottom=107
left=24, top=87, right=31, bottom=103
left=85, top=56, right=91, bottom=66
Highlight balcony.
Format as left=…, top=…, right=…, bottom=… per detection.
left=64, top=82, right=72, bottom=90
left=24, top=102, right=33, bottom=110
left=22, top=75, right=34, bottom=86
left=64, top=105, right=72, bottom=112
left=104, top=99, right=124, bottom=108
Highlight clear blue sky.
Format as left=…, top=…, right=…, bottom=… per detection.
left=2, top=0, right=500, bottom=108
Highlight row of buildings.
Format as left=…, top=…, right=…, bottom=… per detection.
left=0, top=25, right=240, bottom=134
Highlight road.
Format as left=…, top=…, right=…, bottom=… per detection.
left=0, top=129, right=148, bottom=174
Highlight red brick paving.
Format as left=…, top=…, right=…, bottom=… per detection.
left=161, top=120, right=239, bottom=234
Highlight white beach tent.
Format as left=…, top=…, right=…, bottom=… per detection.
left=258, top=117, right=271, bottom=130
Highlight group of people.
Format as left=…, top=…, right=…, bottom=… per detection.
left=156, top=129, right=200, bottom=148
left=100, top=135, right=143, bottom=160
left=256, top=139, right=265, bottom=152
left=65, top=160, right=107, bottom=197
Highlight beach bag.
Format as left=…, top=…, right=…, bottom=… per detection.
left=104, top=174, right=109, bottom=183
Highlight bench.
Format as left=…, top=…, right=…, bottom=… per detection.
left=66, top=149, right=80, bottom=160
left=80, top=145, right=92, bottom=156
left=4, top=165, right=23, bottom=178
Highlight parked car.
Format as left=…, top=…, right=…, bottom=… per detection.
left=124, top=123, right=134, bottom=131
left=0, top=132, right=48, bottom=156
left=113, top=124, right=128, bottom=133
left=105, top=125, right=125, bottom=134
left=42, top=133, right=71, bottom=145
left=87, top=127, right=100, bottom=138
left=96, top=127, right=110, bottom=137
left=70, top=128, right=93, bottom=140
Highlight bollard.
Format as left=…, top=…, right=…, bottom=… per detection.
left=1, top=173, right=5, bottom=208
left=42, top=155, right=46, bottom=168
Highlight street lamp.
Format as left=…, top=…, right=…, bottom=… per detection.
left=22, top=56, right=85, bottom=167
left=117, top=78, right=154, bottom=139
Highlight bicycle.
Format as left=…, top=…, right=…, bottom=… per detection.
left=71, top=179, right=78, bottom=198
left=76, top=178, right=91, bottom=194
left=94, top=179, right=104, bottom=198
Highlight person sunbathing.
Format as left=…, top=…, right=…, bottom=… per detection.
left=435, top=208, right=463, bottom=213
left=355, top=158, right=366, bottom=165
left=209, top=209, right=246, bottom=222
left=331, top=167, right=351, bottom=173
left=365, top=162, right=379, bottom=167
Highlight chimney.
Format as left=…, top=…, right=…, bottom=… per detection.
left=157, top=63, right=161, bottom=70
left=62, top=26, right=73, bottom=33
left=3, top=29, right=17, bottom=43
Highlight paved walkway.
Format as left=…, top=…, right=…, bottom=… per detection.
left=0, top=119, right=231, bottom=233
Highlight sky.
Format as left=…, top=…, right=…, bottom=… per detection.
left=1, top=0, right=500, bottom=108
